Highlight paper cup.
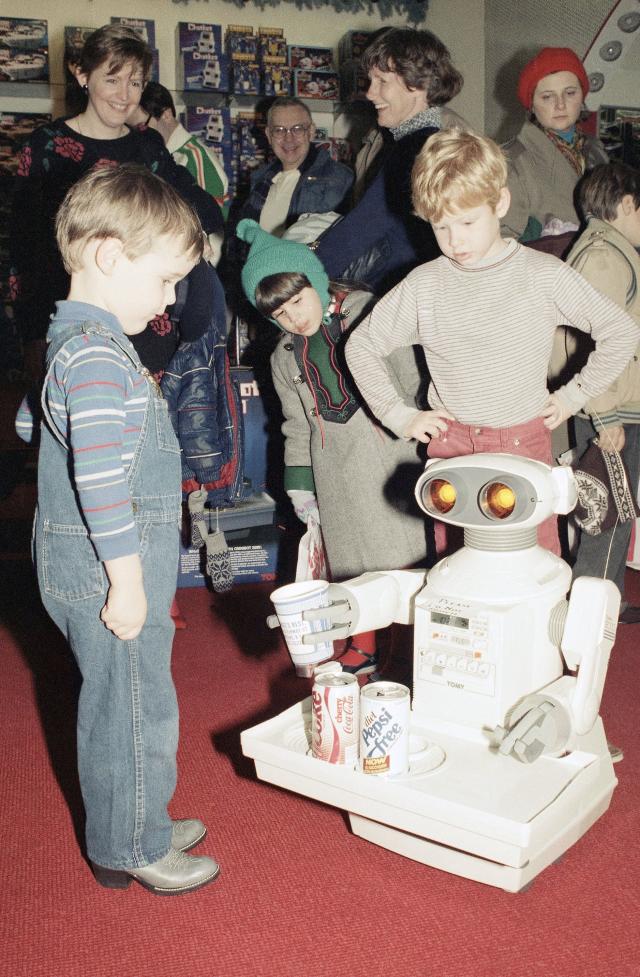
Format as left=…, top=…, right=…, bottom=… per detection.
left=270, top=580, right=334, bottom=677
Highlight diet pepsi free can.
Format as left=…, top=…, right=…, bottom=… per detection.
left=360, top=681, right=410, bottom=777
left=311, top=673, right=359, bottom=767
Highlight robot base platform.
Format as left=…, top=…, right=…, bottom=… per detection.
left=241, top=698, right=617, bottom=893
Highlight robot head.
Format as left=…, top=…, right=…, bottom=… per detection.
left=415, top=453, right=577, bottom=531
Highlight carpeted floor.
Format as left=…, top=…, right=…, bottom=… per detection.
left=1, top=554, right=640, bottom=977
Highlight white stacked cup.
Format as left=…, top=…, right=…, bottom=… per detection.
left=270, top=580, right=334, bottom=677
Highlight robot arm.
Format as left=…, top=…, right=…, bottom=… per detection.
left=299, top=570, right=426, bottom=644
left=494, top=576, right=620, bottom=762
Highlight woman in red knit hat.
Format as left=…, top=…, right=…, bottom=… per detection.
left=502, top=47, right=608, bottom=241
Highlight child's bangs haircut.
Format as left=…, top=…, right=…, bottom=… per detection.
left=361, top=28, right=462, bottom=106
left=254, top=272, right=311, bottom=318
left=56, top=164, right=204, bottom=273
left=412, top=129, right=508, bottom=223
left=578, top=161, right=640, bottom=222
left=78, top=24, right=152, bottom=83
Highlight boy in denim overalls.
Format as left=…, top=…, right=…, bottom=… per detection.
left=16, top=164, right=220, bottom=895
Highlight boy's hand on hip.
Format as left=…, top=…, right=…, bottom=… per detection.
left=597, top=425, right=625, bottom=453
left=405, top=410, right=453, bottom=444
left=101, top=583, right=148, bottom=641
left=541, top=393, right=572, bottom=431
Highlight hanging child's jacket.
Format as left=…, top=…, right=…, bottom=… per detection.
left=161, top=261, right=245, bottom=507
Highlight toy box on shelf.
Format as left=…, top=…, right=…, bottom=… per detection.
left=294, top=70, right=339, bottom=100
left=178, top=21, right=223, bottom=58
left=111, top=16, right=155, bottom=47
left=181, top=51, right=230, bottom=93
left=232, top=60, right=261, bottom=96
left=263, top=61, right=293, bottom=97
left=258, top=26, right=287, bottom=62
left=225, top=24, right=258, bottom=60
left=339, top=60, right=369, bottom=102
left=288, top=45, right=335, bottom=72
left=338, top=30, right=372, bottom=62
left=185, top=105, right=233, bottom=147
left=0, top=17, right=49, bottom=84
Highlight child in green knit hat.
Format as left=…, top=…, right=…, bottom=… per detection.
left=237, top=218, right=431, bottom=679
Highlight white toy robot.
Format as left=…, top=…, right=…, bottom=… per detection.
left=241, top=454, right=620, bottom=891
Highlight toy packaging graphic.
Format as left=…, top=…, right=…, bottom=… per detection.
left=178, top=21, right=223, bottom=58
left=263, top=62, right=293, bottom=97
left=313, top=137, right=353, bottom=165
left=181, top=51, right=230, bottom=92
left=0, top=18, right=49, bottom=83
left=294, top=70, right=339, bottom=100
left=232, top=60, right=261, bottom=96
left=110, top=16, right=156, bottom=48
left=225, top=25, right=258, bottom=60
left=288, top=45, right=335, bottom=72
left=185, top=105, right=233, bottom=147
left=258, top=27, right=287, bottom=63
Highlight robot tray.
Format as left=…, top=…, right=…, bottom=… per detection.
left=241, top=697, right=617, bottom=892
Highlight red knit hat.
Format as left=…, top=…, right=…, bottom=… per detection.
left=517, top=47, right=589, bottom=110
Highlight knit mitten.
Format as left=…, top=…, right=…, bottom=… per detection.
left=205, top=529, right=234, bottom=593
left=188, top=489, right=209, bottom=548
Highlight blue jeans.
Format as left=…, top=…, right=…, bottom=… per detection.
left=34, top=320, right=182, bottom=869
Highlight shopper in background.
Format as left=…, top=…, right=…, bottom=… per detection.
left=237, top=96, right=354, bottom=237
left=315, top=27, right=463, bottom=294
left=503, top=47, right=608, bottom=242
left=129, top=81, right=229, bottom=223
left=10, top=23, right=223, bottom=380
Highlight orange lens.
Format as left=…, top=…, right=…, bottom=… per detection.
left=482, top=482, right=516, bottom=519
left=426, top=479, right=457, bottom=514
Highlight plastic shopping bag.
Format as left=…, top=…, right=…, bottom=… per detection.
left=295, top=515, right=328, bottom=582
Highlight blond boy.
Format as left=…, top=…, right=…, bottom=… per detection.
left=16, top=164, right=220, bottom=894
left=346, top=129, right=639, bottom=553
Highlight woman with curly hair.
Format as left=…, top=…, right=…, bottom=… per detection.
left=315, top=27, right=464, bottom=294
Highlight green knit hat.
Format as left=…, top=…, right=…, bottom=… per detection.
left=237, top=218, right=331, bottom=322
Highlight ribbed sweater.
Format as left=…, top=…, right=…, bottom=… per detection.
left=346, top=243, right=640, bottom=436
left=16, top=302, right=148, bottom=560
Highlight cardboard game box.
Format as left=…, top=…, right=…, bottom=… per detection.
left=294, top=70, right=339, bottom=100
left=0, top=18, right=49, bottom=83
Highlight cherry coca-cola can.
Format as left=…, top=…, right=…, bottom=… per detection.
left=311, top=672, right=359, bottom=767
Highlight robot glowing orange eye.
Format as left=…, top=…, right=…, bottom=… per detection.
left=425, top=479, right=457, bottom=515
left=481, top=482, right=516, bottom=519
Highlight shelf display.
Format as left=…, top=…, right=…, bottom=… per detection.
left=0, top=110, right=51, bottom=369
left=0, top=18, right=49, bottom=84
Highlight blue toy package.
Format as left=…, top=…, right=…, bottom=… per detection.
left=181, top=50, right=230, bottom=92
left=177, top=21, right=223, bottom=58
left=110, top=16, right=155, bottom=48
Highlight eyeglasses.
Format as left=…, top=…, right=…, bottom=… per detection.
left=269, top=124, right=310, bottom=139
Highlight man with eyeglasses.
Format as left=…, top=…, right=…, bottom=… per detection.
left=238, top=96, right=353, bottom=238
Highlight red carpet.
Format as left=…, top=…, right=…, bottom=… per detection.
left=0, top=353, right=638, bottom=977
left=1, top=554, right=640, bottom=977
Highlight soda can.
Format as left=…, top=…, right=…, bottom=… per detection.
left=311, top=672, right=359, bottom=767
left=360, top=681, right=410, bottom=777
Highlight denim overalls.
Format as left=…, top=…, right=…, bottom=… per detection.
left=34, top=319, right=182, bottom=870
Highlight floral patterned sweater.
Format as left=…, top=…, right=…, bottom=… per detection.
left=10, top=117, right=223, bottom=363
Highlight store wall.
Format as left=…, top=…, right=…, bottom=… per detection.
left=0, top=0, right=485, bottom=131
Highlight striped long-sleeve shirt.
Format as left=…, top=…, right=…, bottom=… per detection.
left=345, top=242, right=640, bottom=437
left=16, top=303, right=149, bottom=561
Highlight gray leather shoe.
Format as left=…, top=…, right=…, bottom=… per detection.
left=172, top=818, right=207, bottom=852
left=92, top=848, right=221, bottom=895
